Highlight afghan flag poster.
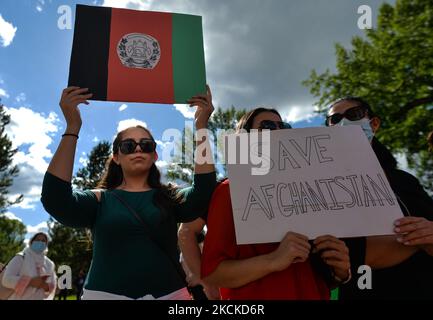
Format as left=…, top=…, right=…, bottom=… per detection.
left=68, top=5, right=206, bottom=104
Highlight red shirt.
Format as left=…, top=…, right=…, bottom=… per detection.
left=201, top=180, right=330, bottom=300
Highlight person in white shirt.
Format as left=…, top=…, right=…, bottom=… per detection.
left=1, top=232, right=57, bottom=300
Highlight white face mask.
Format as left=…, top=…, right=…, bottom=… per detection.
left=339, top=118, right=375, bottom=142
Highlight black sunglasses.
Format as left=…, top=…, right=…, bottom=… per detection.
left=326, top=105, right=368, bottom=126
left=118, top=138, right=156, bottom=154
left=258, top=120, right=292, bottom=131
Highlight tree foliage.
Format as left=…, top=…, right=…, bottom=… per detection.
left=166, top=106, right=247, bottom=184
left=0, top=102, right=22, bottom=212
left=72, top=141, right=111, bottom=189
left=0, top=215, right=26, bottom=263
left=303, top=0, right=433, bottom=191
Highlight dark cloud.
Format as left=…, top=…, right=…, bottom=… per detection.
left=141, top=0, right=393, bottom=118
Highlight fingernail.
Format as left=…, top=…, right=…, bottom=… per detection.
left=404, top=242, right=410, bottom=245
left=397, top=237, right=403, bottom=243
left=394, top=227, right=400, bottom=232
left=394, top=221, right=400, bottom=226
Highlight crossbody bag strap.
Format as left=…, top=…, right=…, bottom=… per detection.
left=110, top=191, right=188, bottom=287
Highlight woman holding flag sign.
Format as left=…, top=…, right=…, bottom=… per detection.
left=41, top=86, right=216, bottom=300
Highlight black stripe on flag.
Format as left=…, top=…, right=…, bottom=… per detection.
left=68, top=5, right=111, bottom=101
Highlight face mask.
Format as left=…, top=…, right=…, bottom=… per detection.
left=339, top=118, right=375, bottom=142
left=31, top=241, right=47, bottom=253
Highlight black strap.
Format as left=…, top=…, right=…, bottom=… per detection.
left=110, top=191, right=188, bottom=287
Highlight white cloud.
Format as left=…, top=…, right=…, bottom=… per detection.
left=4, top=106, right=59, bottom=209
left=155, top=139, right=171, bottom=149
left=155, top=160, right=168, bottom=168
left=0, top=88, right=9, bottom=98
left=36, top=0, right=45, bottom=12
left=280, top=105, right=319, bottom=124
left=27, top=221, right=48, bottom=237
left=117, top=118, right=147, bottom=132
left=1, top=211, right=22, bottom=222
left=174, top=104, right=195, bottom=119
left=9, top=185, right=44, bottom=210
left=182, top=168, right=192, bottom=176
left=0, top=14, right=17, bottom=47
left=118, top=104, right=128, bottom=112
left=103, top=0, right=153, bottom=9
left=15, top=92, right=26, bottom=103
left=79, top=152, right=88, bottom=167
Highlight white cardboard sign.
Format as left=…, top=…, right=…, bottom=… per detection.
left=226, top=126, right=403, bottom=244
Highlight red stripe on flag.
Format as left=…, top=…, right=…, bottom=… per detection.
left=107, top=9, right=174, bottom=103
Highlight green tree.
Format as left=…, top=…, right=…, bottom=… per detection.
left=0, top=215, right=26, bottom=263
left=47, top=218, right=91, bottom=280
left=166, top=106, right=246, bottom=184
left=303, top=0, right=433, bottom=192
left=72, top=141, right=111, bottom=189
left=0, top=101, right=22, bottom=212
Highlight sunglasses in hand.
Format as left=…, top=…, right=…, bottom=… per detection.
left=326, top=105, right=368, bottom=126
left=258, top=120, right=292, bottom=131
left=118, top=138, right=156, bottom=154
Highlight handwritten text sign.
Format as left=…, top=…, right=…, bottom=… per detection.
left=226, top=126, right=403, bottom=244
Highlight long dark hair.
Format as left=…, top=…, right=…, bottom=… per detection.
left=97, top=125, right=182, bottom=220
left=236, top=107, right=282, bottom=133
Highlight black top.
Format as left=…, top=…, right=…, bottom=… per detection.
left=340, top=138, right=433, bottom=299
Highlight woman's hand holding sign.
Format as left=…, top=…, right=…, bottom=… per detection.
left=187, top=84, right=214, bottom=130
left=313, top=235, right=351, bottom=284
left=394, top=217, right=433, bottom=256
left=268, top=232, right=311, bottom=272
left=59, top=86, right=93, bottom=134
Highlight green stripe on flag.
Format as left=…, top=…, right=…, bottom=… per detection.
left=172, top=13, right=207, bottom=103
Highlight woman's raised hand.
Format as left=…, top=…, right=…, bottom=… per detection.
left=187, top=85, right=214, bottom=130
left=59, top=86, right=93, bottom=134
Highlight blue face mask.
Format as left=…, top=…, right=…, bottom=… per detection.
left=339, top=118, right=375, bottom=142
left=31, top=241, right=47, bottom=253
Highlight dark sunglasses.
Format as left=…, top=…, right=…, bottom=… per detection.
left=259, top=120, right=292, bottom=131
left=326, top=105, right=368, bottom=126
left=118, top=138, right=156, bottom=154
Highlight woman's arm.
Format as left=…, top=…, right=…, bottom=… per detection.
left=188, top=85, right=215, bottom=175
left=204, top=232, right=311, bottom=288
left=41, top=173, right=99, bottom=228
left=178, top=218, right=206, bottom=287
left=175, top=86, right=217, bottom=222
left=178, top=218, right=221, bottom=299
left=41, top=88, right=98, bottom=228
left=365, top=235, right=418, bottom=269
left=47, top=87, right=91, bottom=181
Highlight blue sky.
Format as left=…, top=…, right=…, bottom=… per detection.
left=0, top=0, right=394, bottom=240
